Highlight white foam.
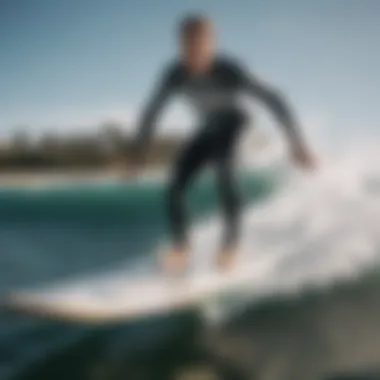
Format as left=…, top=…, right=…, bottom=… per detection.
left=190, top=137, right=380, bottom=298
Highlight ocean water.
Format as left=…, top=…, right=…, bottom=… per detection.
left=1, top=141, right=380, bottom=380
left=0, top=168, right=276, bottom=380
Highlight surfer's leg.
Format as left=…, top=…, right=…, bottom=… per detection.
left=217, top=156, right=241, bottom=252
left=165, top=132, right=212, bottom=270
left=213, top=109, right=246, bottom=269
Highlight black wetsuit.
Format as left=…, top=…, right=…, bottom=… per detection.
left=135, top=55, right=302, bottom=250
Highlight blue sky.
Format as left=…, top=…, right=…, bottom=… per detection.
left=1, top=0, right=379, bottom=141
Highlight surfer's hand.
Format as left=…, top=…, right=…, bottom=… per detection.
left=290, top=143, right=317, bottom=171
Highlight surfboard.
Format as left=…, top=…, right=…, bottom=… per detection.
left=3, top=256, right=277, bottom=324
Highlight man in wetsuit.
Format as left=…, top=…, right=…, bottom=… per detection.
left=133, top=14, right=316, bottom=272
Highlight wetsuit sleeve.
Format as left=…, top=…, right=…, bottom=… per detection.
left=234, top=62, right=305, bottom=148
left=133, top=65, right=178, bottom=158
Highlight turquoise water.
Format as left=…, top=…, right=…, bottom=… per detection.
left=0, top=171, right=275, bottom=292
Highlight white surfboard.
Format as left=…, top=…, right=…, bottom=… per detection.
left=3, top=255, right=278, bottom=324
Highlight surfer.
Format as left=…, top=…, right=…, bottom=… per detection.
left=132, top=14, right=316, bottom=272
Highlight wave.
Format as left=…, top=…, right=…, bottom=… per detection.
left=3, top=137, right=380, bottom=314
left=191, top=138, right=380, bottom=307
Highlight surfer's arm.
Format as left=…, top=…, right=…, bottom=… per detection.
left=234, top=62, right=316, bottom=169
left=241, top=71, right=304, bottom=150
left=133, top=66, right=177, bottom=160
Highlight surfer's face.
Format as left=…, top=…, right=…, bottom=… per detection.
left=181, top=21, right=215, bottom=74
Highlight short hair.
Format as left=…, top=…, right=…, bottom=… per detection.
left=179, top=13, right=210, bottom=38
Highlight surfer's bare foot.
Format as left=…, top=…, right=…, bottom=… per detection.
left=162, top=246, right=189, bottom=273
left=216, top=248, right=239, bottom=271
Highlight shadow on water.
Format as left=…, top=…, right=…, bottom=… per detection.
left=10, top=311, right=204, bottom=380
left=4, top=271, right=380, bottom=380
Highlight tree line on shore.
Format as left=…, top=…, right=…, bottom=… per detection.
left=0, top=122, right=182, bottom=171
